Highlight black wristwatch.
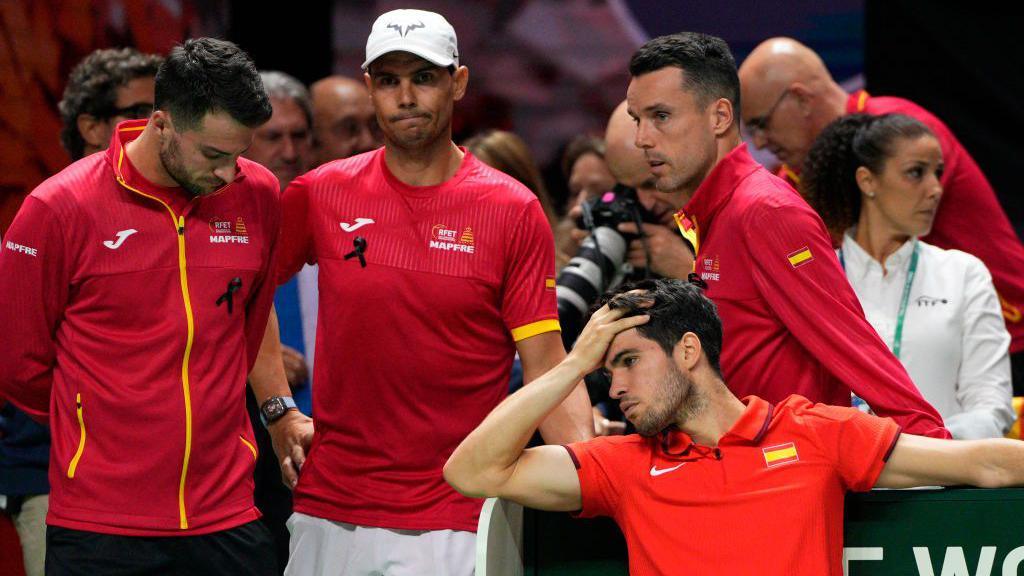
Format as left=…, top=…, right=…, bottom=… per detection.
left=260, top=396, right=298, bottom=427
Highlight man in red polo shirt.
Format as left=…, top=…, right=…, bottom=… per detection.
left=266, top=9, right=593, bottom=575
left=738, top=38, right=1024, bottom=389
left=608, top=33, right=947, bottom=436
left=445, top=279, right=1024, bottom=576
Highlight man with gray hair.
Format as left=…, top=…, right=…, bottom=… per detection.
left=246, top=71, right=314, bottom=189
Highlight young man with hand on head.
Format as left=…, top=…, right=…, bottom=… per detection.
left=446, top=278, right=1024, bottom=576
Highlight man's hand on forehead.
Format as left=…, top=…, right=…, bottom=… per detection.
left=570, top=299, right=651, bottom=375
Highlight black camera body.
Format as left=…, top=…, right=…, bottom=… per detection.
left=557, top=185, right=658, bottom=350
left=575, top=184, right=656, bottom=240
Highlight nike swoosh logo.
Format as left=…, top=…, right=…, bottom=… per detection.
left=340, top=218, right=375, bottom=232
left=103, top=229, right=138, bottom=250
left=650, top=463, right=686, bottom=477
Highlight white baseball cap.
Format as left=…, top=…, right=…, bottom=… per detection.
left=362, top=9, right=460, bottom=71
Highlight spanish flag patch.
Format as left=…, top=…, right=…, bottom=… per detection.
left=763, top=442, right=799, bottom=468
left=787, top=247, right=814, bottom=268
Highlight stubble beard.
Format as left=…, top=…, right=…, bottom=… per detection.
left=159, top=133, right=224, bottom=195
left=159, top=134, right=215, bottom=197
left=633, top=364, right=705, bottom=437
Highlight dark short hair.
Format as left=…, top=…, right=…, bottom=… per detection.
left=628, top=32, right=741, bottom=117
left=599, top=278, right=723, bottom=375
left=155, top=38, right=272, bottom=130
left=802, top=113, right=935, bottom=236
left=58, top=47, right=164, bottom=160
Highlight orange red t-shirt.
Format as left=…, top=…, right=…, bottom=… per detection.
left=565, top=395, right=901, bottom=576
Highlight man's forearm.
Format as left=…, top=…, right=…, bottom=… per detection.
left=519, top=331, right=594, bottom=444
left=537, top=382, right=594, bottom=444
left=248, top=306, right=292, bottom=404
left=974, top=438, right=1024, bottom=488
left=445, top=357, right=589, bottom=497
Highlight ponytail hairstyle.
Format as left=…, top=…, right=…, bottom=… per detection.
left=802, top=113, right=934, bottom=237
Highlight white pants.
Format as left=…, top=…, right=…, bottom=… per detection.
left=284, top=512, right=475, bottom=576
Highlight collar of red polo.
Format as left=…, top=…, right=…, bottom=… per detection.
left=658, top=395, right=774, bottom=457
left=675, top=143, right=761, bottom=245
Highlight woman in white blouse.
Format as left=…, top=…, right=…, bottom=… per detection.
left=802, top=113, right=1014, bottom=439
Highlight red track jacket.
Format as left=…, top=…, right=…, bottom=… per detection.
left=679, top=144, right=949, bottom=439
left=0, top=121, right=280, bottom=535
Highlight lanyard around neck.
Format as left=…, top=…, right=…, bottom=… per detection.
left=839, top=241, right=920, bottom=359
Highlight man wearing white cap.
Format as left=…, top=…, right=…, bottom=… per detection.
left=275, top=9, right=593, bottom=575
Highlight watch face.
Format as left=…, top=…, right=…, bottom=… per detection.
left=265, top=399, right=285, bottom=421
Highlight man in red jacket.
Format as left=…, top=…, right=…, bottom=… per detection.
left=621, top=32, right=948, bottom=437
left=738, top=38, right=1024, bottom=392
left=0, top=38, right=288, bottom=574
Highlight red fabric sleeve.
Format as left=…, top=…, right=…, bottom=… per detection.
left=796, top=400, right=901, bottom=492
left=277, top=172, right=314, bottom=285
left=563, top=437, right=628, bottom=519
left=501, top=200, right=559, bottom=339
left=741, top=199, right=950, bottom=439
left=0, top=196, right=71, bottom=420
left=243, top=184, right=282, bottom=371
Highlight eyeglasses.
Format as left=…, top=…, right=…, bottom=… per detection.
left=102, top=102, right=154, bottom=120
left=744, top=89, right=791, bottom=138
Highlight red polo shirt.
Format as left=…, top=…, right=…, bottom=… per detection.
left=678, top=143, right=948, bottom=438
left=565, top=395, right=901, bottom=576
left=278, top=149, right=559, bottom=531
left=779, top=91, right=1024, bottom=352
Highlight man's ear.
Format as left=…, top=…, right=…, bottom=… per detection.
left=673, top=332, right=702, bottom=371
left=710, top=97, right=734, bottom=137
left=150, top=110, right=172, bottom=134
left=452, top=66, right=469, bottom=101
left=76, top=114, right=108, bottom=149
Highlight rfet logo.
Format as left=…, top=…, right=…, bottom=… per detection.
left=429, top=224, right=475, bottom=254
left=699, top=254, right=720, bottom=282
left=209, top=216, right=249, bottom=244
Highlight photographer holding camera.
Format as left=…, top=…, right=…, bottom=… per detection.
left=558, top=101, right=694, bottom=349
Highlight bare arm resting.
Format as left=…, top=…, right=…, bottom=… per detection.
left=875, top=433, right=1024, bottom=489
